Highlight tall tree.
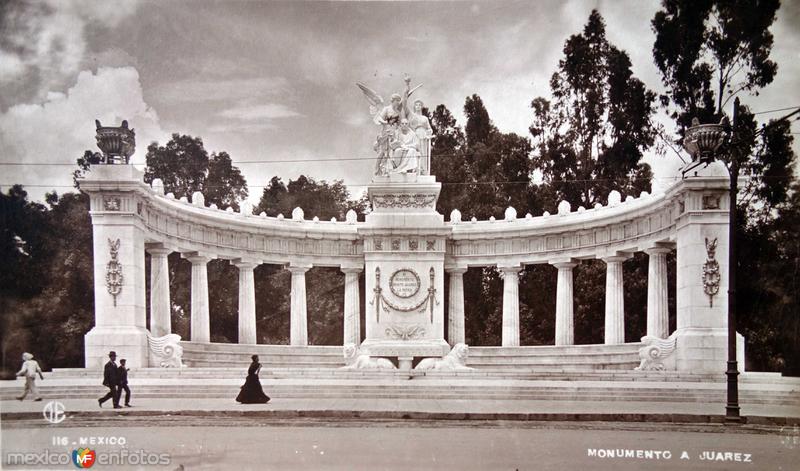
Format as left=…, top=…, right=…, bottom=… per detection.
left=143, top=134, right=248, bottom=210
left=254, top=175, right=363, bottom=221
left=652, top=0, right=779, bottom=128
left=530, top=10, right=657, bottom=208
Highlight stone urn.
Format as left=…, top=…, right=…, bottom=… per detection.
left=683, top=117, right=728, bottom=164
left=95, top=120, right=136, bottom=164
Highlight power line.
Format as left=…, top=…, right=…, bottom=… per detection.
left=753, top=105, right=800, bottom=115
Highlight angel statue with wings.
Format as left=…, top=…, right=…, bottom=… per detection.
left=357, top=75, right=425, bottom=176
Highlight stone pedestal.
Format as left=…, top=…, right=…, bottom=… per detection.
left=83, top=165, right=150, bottom=368
left=359, top=174, right=451, bottom=361
left=672, top=175, right=742, bottom=372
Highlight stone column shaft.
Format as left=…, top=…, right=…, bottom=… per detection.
left=342, top=267, right=362, bottom=345
left=288, top=264, right=312, bottom=346
left=235, top=262, right=258, bottom=344
left=553, top=261, right=577, bottom=346
left=447, top=268, right=467, bottom=346
left=186, top=254, right=211, bottom=343
left=646, top=248, right=671, bottom=339
left=603, top=256, right=627, bottom=344
left=148, top=248, right=172, bottom=337
left=500, top=266, right=521, bottom=347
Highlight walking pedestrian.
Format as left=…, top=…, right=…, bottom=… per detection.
left=16, top=352, right=44, bottom=401
left=118, top=358, right=132, bottom=407
left=98, top=351, right=121, bottom=409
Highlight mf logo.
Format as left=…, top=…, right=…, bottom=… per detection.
left=72, top=448, right=96, bottom=468
left=42, top=401, right=66, bottom=424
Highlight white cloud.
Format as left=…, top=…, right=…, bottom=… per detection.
left=155, top=77, right=290, bottom=104
left=0, top=0, right=141, bottom=103
left=0, top=67, right=166, bottom=202
left=219, top=103, right=302, bottom=121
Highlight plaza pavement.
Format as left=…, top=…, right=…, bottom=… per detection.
left=2, top=394, right=799, bottom=426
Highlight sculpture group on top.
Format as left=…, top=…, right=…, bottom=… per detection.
left=357, top=74, right=434, bottom=177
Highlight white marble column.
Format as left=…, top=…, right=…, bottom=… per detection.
left=645, top=247, right=671, bottom=339
left=499, top=265, right=522, bottom=347
left=288, top=263, right=312, bottom=346
left=184, top=253, right=211, bottom=343
left=234, top=260, right=258, bottom=345
left=603, top=255, right=628, bottom=344
left=147, top=247, right=172, bottom=337
left=552, top=260, right=577, bottom=346
left=341, top=266, right=362, bottom=345
left=447, top=267, right=468, bottom=346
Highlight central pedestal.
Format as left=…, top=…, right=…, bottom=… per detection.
left=359, top=174, right=451, bottom=365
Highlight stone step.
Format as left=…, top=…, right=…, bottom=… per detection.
left=3, top=386, right=796, bottom=405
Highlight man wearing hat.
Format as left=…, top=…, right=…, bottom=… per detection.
left=98, top=351, right=121, bottom=409
left=16, top=352, right=44, bottom=401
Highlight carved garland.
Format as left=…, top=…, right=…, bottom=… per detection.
left=106, top=238, right=123, bottom=306
left=385, top=324, right=426, bottom=341
left=702, top=237, right=720, bottom=307
left=372, top=194, right=436, bottom=209
left=370, top=267, right=439, bottom=321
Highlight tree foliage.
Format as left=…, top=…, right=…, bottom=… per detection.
left=530, top=10, right=657, bottom=208
left=144, top=134, right=248, bottom=211
left=652, top=0, right=779, bottom=127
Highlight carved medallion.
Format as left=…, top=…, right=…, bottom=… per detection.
left=426, top=240, right=436, bottom=251
left=104, top=197, right=121, bottom=211
left=391, top=239, right=400, bottom=251
left=389, top=268, right=421, bottom=299
left=374, top=239, right=383, bottom=251
left=409, top=240, right=418, bottom=251
left=702, top=195, right=721, bottom=210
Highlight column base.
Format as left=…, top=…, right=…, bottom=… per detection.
left=672, top=327, right=745, bottom=373
left=85, top=326, right=149, bottom=369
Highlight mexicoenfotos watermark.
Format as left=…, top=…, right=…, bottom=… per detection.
left=4, top=449, right=171, bottom=468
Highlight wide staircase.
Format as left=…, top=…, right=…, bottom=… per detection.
left=2, top=341, right=798, bottom=410
left=178, top=341, right=644, bottom=370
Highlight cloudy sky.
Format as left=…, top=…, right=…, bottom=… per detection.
left=1, top=0, right=799, bottom=206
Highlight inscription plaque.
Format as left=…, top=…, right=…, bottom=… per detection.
left=389, top=268, right=421, bottom=299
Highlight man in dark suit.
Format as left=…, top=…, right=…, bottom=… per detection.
left=98, top=351, right=121, bottom=409
left=118, top=358, right=132, bottom=407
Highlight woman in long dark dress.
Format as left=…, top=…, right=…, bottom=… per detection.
left=236, top=355, right=270, bottom=404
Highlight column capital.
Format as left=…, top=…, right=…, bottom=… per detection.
left=549, top=258, right=579, bottom=269
left=182, top=251, right=214, bottom=264
left=600, top=253, right=632, bottom=264
left=232, top=258, right=260, bottom=270
left=286, top=262, right=312, bottom=274
left=145, top=243, right=172, bottom=257
left=445, top=266, right=468, bottom=275
left=340, top=265, right=363, bottom=274
left=644, top=246, right=673, bottom=256
left=497, top=264, right=522, bottom=275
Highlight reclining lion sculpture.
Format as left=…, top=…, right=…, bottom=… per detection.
left=414, top=343, right=473, bottom=371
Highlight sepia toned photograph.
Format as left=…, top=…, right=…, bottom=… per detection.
left=1, top=0, right=799, bottom=469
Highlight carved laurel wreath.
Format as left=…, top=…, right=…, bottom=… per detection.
left=702, top=237, right=720, bottom=307
left=106, top=238, right=123, bottom=306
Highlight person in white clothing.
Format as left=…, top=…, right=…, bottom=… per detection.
left=16, top=352, right=44, bottom=401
